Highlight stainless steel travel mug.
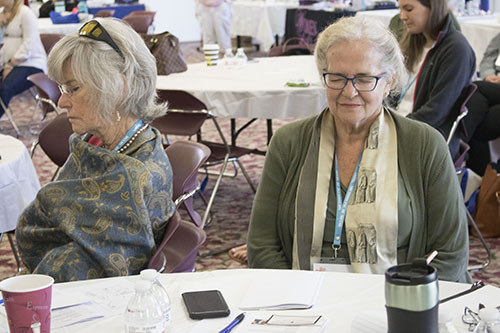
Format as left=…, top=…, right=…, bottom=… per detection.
left=385, top=261, right=439, bottom=333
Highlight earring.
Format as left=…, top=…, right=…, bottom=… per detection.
left=116, top=111, right=121, bottom=122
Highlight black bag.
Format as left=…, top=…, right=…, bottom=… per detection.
left=141, top=31, right=187, bottom=76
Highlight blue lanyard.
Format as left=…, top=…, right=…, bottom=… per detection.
left=112, top=119, right=143, bottom=152
left=333, top=149, right=362, bottom=258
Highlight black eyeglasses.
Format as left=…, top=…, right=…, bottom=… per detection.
left=79, top=20, right=124, bottom=59
left=322, top=73, right=385, bottom=92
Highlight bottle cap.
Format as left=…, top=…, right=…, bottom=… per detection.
left=135, top=280, right=152, bottom=292
left=140, top=269, right=158, bottom=281
left=479, top=307, right=500, bottom=323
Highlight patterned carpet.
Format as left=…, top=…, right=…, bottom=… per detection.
left=0, top=42, right=499, bottom=287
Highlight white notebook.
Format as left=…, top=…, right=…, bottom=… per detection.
left=239, top=271, right=324, bottom=311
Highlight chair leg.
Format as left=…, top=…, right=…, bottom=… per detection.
left=467, top=210, right=491, bottom=272
left=1, top=99, right=21, bottom=136
left=236, top=159, right=256, bottom=193
left=201, top=155, right=230, bottom=228
left=6, top=231, right=22, bottom=273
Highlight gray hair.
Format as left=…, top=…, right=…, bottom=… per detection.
left=314, top=16, right=407, bottom=99
left=47, top=18, right=166, bottom=124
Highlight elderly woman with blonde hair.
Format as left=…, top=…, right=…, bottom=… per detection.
left=16, top=19, right=176, bottom=282
left=247, top=16, right=470, bottom=282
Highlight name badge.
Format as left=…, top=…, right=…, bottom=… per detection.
left=313, top=257, right=353, bottom=272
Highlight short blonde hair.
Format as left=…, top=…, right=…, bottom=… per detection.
left=47, top=18, right=166, bottom=124
left=315, top=16, right=407, bottom=99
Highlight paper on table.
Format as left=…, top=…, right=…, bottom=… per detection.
left=239, top=271, right=323, bottom=311
left=52, top=301, right=105, bottom=330
left=189, top=314, right=328, bottom=333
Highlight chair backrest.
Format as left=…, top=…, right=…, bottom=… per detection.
left=40, top=33, right=65, bottom=55
left=151, top=90, right=209, bottom=137
left=148, top=211, right=181, bottom=272
left=147, top=212, right=207, bottom=273
left=95, top=9, right=115, bottom=17
left=164, top=141, right=211, bottom=205
left=447, top=83, right=478, bottom=145
left=27, top=73, right=61, bottom=115
left=122, top=14, right=154, bottom=34
left=164, top=220, right=206, bottom=273
left=37, top=112, right=73, bottom=167
left=128, top=10, right=156, bottom=19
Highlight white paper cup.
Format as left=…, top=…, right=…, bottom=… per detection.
left=203, top=44, right=219, bottom=66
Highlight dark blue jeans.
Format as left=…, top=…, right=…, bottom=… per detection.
left=0, top=66, right=43, bottom=118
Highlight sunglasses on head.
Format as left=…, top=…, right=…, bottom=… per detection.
left=79, top=20, right=124, bottom=59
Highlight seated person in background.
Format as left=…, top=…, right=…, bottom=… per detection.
left=397, top=0, right=475, bottom=158
left=38, top=0, right=55, bottom=17
left=463, top=32, right=500, bottom=175
left=247, top=16, right=470, bottom=282
left=0, top=0, right=46, bottom=119
left=16, top=19, right=176, bottom=282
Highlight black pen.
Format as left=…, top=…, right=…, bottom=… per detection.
left=219, top=312, right=245, bottom=333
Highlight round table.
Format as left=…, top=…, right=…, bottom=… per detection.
left=0, top=134, right=41, bottom=233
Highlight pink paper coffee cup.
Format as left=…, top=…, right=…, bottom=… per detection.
left=0, top=274, right=54, bottom=333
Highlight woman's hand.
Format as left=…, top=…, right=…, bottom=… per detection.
left=2, top=63, right=13, bottom=80
left=484, top=74, right=500, bottom=83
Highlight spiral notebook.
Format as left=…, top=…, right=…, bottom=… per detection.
left=239, top=271, right=324, bottom=311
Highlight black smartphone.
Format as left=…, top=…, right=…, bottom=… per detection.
left=182, top=290, right=230, bottom=319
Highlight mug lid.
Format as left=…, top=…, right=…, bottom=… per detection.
left=385, top=260, right=437, bottom=286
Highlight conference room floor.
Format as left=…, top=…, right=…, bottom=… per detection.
left=0, top=42, right=498, bottom=287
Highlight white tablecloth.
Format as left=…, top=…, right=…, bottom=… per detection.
left=10, top=269, right=499, bottom=332
left=0, top=135, right=40, bottom=233
left=37, top=17, right=83, bottom=35
left=461, top=18, right=500, bottom=69
left=156, top=55, right=327, bottom=119
left=231, top=1, right=299, bottom=51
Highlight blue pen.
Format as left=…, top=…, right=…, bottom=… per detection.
left=219, top=312, right=245, bottom=333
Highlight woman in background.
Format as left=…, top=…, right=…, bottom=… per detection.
left=16, top=19, right=176, bottom=282
left=0, top=0, right=46, bottom=118
left=398, top=0, right=475, bottom=158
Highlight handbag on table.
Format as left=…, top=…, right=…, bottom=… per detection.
left=140, top=31, right=187, bottom=76
left=473, top=161, right=500, bottom=238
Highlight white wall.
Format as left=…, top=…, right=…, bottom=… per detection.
left=142, top=0, right=201, bottom=42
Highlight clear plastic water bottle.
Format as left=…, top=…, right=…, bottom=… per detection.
left=140, top=269, right=172, bottom=332
left=221, top=49, right=234, bottom=68
left=473, top=308, right=500, bottom=333
left=77, top=0, right=89, bottom=14
left=234, top=48, right=247, bottom=69
left=125, top=280, right=166, bottom=333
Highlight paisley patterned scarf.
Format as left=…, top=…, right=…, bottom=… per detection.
left=16, top=127, right=175, bottom=282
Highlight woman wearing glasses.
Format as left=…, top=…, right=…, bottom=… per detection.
left=247, top=16, right=470, bottom=282
left=397, top=0, right=475, bottom=158
left=16, top=19, right=176, bottom=282
left=0, top=0, right=46, bottom=119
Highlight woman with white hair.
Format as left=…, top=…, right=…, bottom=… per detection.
left=0, top=0, right=46, bottom=118
left=16, top=19, right=176, bottom=282
left=247, top=16, right=470, bottom=282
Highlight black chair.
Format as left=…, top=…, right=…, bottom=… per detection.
left=446, top=83, right=492, bottom=271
